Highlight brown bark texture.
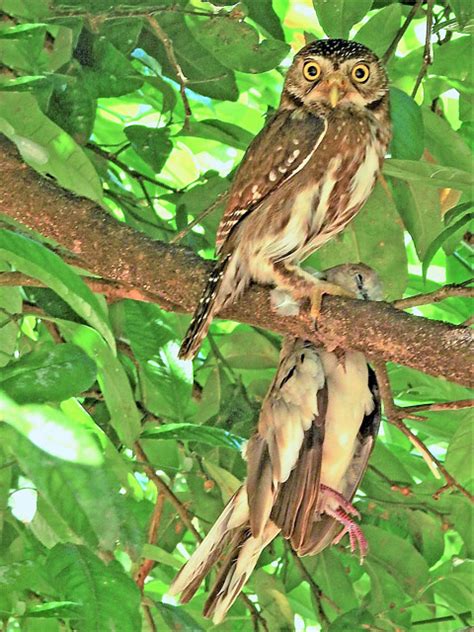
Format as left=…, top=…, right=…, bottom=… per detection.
left=0, top=137, right=472, bottom=386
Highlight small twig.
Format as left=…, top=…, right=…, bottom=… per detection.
left=146, top=16, right=192, bottom=129
left=170, top=191, right=229, bottom=244
left=135, top=491, right=166, bottom=591
left=142, top=603, right=157, bottom=632
left=412, top=0, right=434, bottom=98
left=373, top=362, right=474, bottom=503
left=288, top=551, right=333, bottom=630
left=240, top=593, right=268, bottom=632
left=382, top=0, right=423, bottom=64
left=134, top=441, right=202, bottom=542
left=87, top=143, right=178, bottom=192
left=399, top=399, right=473, bottom=417
left=393, top=279, right=473, bottom=309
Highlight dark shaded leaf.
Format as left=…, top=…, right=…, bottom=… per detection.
left=190, top=17, right=289, bottom=73
left=47, top=544, right=141, bottom=631
left=142, top=422, right=244, bottom=450
left=0, top=344, right=96, bottom=403
left=125, top=125, right=172, bottom=172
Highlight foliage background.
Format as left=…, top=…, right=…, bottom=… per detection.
left=0, top=0, right=472, bottom=630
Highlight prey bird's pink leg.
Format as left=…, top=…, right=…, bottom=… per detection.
left=319, top=484, right=368, bottom=562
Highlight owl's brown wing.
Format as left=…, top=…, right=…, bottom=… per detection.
left=216, top=109, right=327, bottom=254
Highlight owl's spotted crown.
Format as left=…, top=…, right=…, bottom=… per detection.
left=298, top=39, right=378, bottom=61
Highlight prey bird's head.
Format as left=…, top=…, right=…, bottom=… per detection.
left=283, top=39, right=389, bottom=112
left=322, top=263, right=383, bottom=301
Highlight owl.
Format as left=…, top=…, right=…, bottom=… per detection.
left=179, top=38, right=390, bottom=360
left=170, top=264, right=383, bottom=622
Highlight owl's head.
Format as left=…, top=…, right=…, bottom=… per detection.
left=283, top=39, right=388, bottom=111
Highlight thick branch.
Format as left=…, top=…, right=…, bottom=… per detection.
left=0, top=137, right=472, bottom=386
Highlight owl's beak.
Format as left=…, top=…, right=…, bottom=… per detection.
left=325, top=73, right=348, bottom=108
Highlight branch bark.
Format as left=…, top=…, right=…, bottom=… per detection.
left=0, top=137, right=472, bottom=386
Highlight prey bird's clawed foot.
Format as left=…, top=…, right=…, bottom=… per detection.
left=320, top=484, right=367, bottom=563
left=309, top=281, right=355, bottom=320
left=327, top=507, right=368, bottom=563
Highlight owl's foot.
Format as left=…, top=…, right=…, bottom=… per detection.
left=271, top=263, right=354, bottom=321
left=309, top=282, right=354, bottom=320
left=320, top=485, right=367, bottom=563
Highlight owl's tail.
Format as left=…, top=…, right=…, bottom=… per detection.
left=178, top=254, right=231, bottom=360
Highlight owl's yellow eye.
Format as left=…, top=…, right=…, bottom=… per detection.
left=352, top=63, right=370, bottom=83
left=303, top=61, right=321, bottom=81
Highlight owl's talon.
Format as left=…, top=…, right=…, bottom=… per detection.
left=309, top=282, right=355, bottom=321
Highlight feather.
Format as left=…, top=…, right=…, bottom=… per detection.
left=169, top=487, right=248, bottom=602
left=178, top=254, right=231, bottom=360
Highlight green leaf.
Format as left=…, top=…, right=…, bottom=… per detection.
left=313, top=0, right=373, bottom=39
left=384, top=159, right=474, bottom=191
left=203, top=458, right=241, bottom=502
left=444, top=201, right=473, bottom=227
left=142, top=14, right=238, bottom=101
left=190, top=17, right=289, bottom=73
left=2, top=426, right=125, bottom=549
left=422, top=213, right=473, bottom=278
left=47, top=544, right=141, bottom=632
left=0, top=343, right=96, bottom=403
left=0, top=230, right=115, bottom=351
left=389, top=87, right=424, bottom=161
left=364, top=524, right=431, bottom=598
left=445, top=422, right=474, bottom=484
left=354, top=3, right=402, bottom=57
left=0, top=269, right=22, bottom=367
left=58, top=322, right=141, bottom=448
left=308, top=182, right=408, bottom=300
left=450, top=0, right=474, bottom=29
left=124, top=125, right=172, bottom=172
left=153, top=602, right=205, bottom=632
left=141, top=422, right=244, bottom=450
left=254, top=570, right=294, bottom=631
left=0, top=92, right=102, bottom=203
left=247, top=0, right=285, bottom=41
left=393, top=179, right=443, bottom=261
left=0, top=393, right=103, bottom=465
left=179, top=119, right=254, bottom=151
left=220, top=326, right=279, bottom=369
left=80, top=34, right=143, bottom=98
left=141, top=543, right=182, bottom=569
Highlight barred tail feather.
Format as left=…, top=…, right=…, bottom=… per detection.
left=178, top=254, right=231, bottom=360
left=169, top=487, right=249, bottom=603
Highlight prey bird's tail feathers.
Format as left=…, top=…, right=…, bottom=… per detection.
left=178, top=254, right=231, bottom=360
left=169, top=487, right=248, bottom=603
left=203, top=522, right=279, bottom=624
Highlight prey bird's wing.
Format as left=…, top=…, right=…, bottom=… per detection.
left=216, top=110, right=327, bottom=253
left=246, top=338, right=327, bottom=539
left=298, top=366, right=381, bottom=556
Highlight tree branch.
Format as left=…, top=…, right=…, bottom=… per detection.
left=146, top=16, right=192, bottom=128
left=134, top=441, right=202, bottom=542
left=393, top=280, right=473, bottom=309
left=0, top=137, right=472, bottom=386
left=412, top=0, right=434, bottom=98
left=373, top=363, right=474, bottom=503
left=382, top=0, right=423, bottom=64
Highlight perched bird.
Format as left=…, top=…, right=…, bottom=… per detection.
left=170, top=264, right=383, bottom=623
left=179, top=39, right=391, bottom=359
